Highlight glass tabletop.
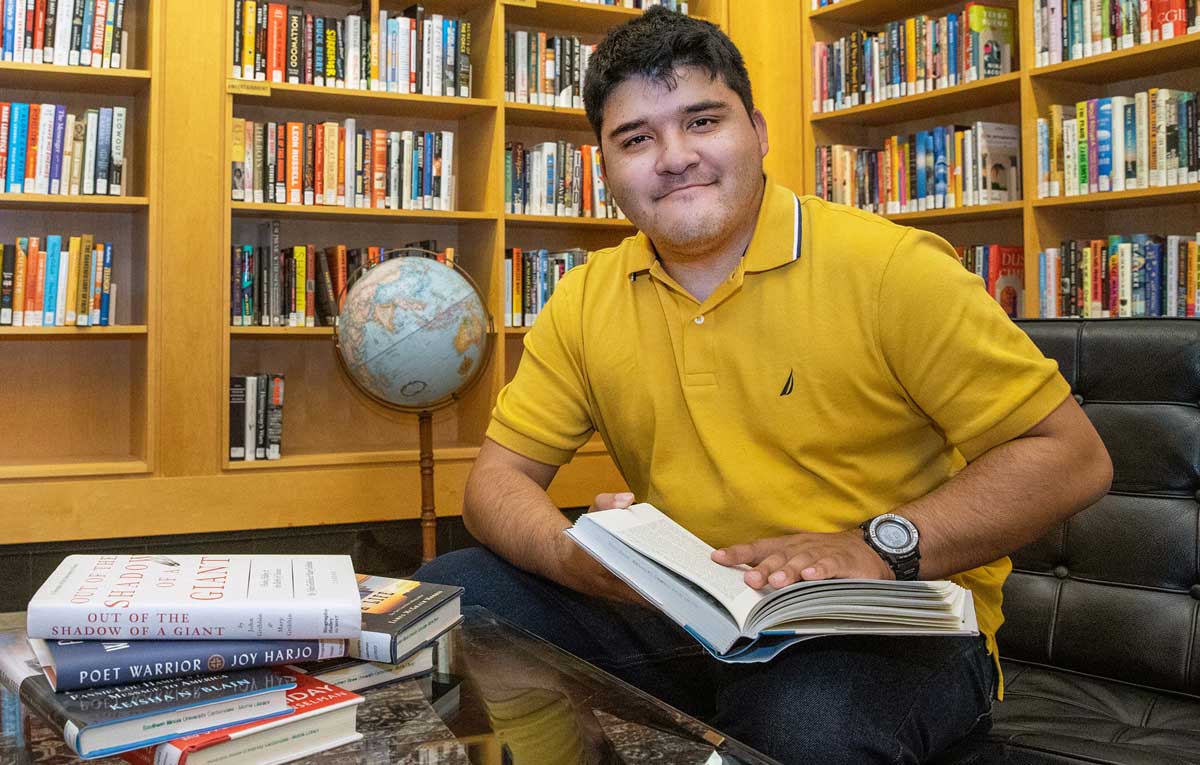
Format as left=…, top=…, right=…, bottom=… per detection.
left=0, top=606, right=779, bottom=764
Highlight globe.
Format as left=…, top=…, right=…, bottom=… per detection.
left=335, top=254, right=491, bottom=411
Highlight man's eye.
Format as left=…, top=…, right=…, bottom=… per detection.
left=691, top=118, right=717, bottom=129
left=623, top=135, right=649, bottom=148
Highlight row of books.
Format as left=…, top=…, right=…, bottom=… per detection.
left=1032, top=0, right=1198, bottom=67
left=955, top=243, right=1025, bottom=318
left=579, top=0, right=691, bottom=8
left=503, top=31, right=595, bottom=109
left=504, top=247, right=587, bottom=328
left=230, top=118, right=455, bottom=211
left=0, top=235, right=116, bottom=327
left=1035, top=89, right=1199, bottom=199
left=232, top=1, right=472, bottom=98
left=2, top=102, right=127, bottom=196
left=811, top=4, right=1013, bottom=114
left=0, top=0, right=130, bottom=68
left=815, top=122, right=1022, bottom=215
left=506, top=141, right=623, bottom=219
left=230, top=373, right=284, bottom=461
left=1036, top=232, right=1200, bottom=318
left=232, top=223, right=451, bottom=328
left=4, top=554, right=463, bottom=762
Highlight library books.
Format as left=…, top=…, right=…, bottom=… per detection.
left=28, top=635, right=345, bottom=692
left=231, top=118, right=454, bottom=212
left=1036, top=89, right=1199, bottom=198
left=287, top=644, right=435, bottom=692
left=230, top=1, right=472, bottom=98
left=0, top=0, right=131, bottom=68
left=2, top=102, right=128, bottom=196
left=27, top=555, right=362, bottom=641
left=0, top=630, right=295, bottom=760
left=1032, top=0, right=1199, bottom=66
left=811, top=4, right=1013, bottom=114
left=506, top=141, right=623, bottom=219
left=351, top=575, right=462, bottom=666
left=0, top=235, right=118, bottom=327
left=956, top=243, right=1025, bottom=318
left=504, top=31, right=595, bottom=109
left=120, top=671, right=365, bottom=765
left=1037, top=232, right=1200, bottom=318
left=567, top=504, right=977, bottom=662
left=503, top=247, right=587, bottom=328
left=815, top=121, right=1021, bottom=215
left=229, top=374, right=284, bottom=462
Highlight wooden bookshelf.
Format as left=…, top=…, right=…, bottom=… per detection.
left=801, top=1, right=1200, bottom=319
left=0, top=61, right=152, bottom=94
left=0, top=194, right=151, bottom=212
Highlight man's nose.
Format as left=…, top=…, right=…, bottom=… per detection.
left=655, top=133, right=700, bottom=175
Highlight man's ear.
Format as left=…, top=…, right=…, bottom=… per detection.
left=752, top=108, right=769, bottom=159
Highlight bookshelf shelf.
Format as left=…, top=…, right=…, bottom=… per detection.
left=810, top=71, right=1022, bottom=127
left=229, top=81, right=499, bottom=119
left=0, top=194, right=150, bottom=212
left=807, top=0, right=961, bottom=25
left=229, top=326, right=336, bottom=336
left=506, top=326, right=531, bottom=334
left=504, top=0, right=643, bottom=34
left=0, top=457, right=150, bottom=481
left=1030, top=32, right=1200, bottom=84
left=1032, top=184, right=1200, bottom=212
left=505, top=213, right=635, bottom=229
left=504, top=102, right=590, bottom=130
left=230, top=202, right=497, bottom=222
left=0, top=62, right=152, bottom=95
left=886, top=201, right=1025, bottom=225
left=0, top=325, right=149, bottom=337
left=224, top=445, right=482, bottom=471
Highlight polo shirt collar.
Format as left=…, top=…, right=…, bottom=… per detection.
left=624, top=178, right=801, bottom=278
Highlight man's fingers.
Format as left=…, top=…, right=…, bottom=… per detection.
left=588, top=492, right=636, bottom=512
left=747, top=552, right=790, bottom=589
left=713, top=537, right=786, bottom=567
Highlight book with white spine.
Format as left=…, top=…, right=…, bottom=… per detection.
left=35, top=104, right=55, bottom=196
left=27, top=555, right=362, bottom=641
left=109, top=105, right=125, bottom=196
left=82, top=108, right=99, bottom=195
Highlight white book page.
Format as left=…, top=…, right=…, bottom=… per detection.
left=583, top=504, right=765, bottom=627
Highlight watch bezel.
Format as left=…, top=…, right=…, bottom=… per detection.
left=865, top=513, right=920, bottom=556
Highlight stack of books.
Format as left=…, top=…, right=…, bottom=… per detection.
left=0, top=554, right=463, bottom=762
left=954, top=243, right=1025, bottom=318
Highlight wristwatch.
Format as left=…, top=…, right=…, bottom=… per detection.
left=860, top=513, right=921, bottom=581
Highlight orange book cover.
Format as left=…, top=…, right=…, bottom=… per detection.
left=314, top=123, right=324, bottom=202
left=11, top=239, right=26, bottom=326
left=987, top=245, right=1024, bottom=318
left=371, top=129, right=387, bottom=209
left=581, top=145, right=593, bottom=217
left=30, top=238, right=45, bottom=325
left=33, top=0, right=46, bottom=53
left=286, top=122, right=303, bottom=205
left=368, top=246, right=380, bottom=267
left=267, top=3, right=287, bottom=82
left=512, top=247, right=523, bottom=326
left=24, top=104, right=39, bottom=188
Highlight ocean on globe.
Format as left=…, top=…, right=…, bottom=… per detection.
left=335, top=255, right=489, bottom=410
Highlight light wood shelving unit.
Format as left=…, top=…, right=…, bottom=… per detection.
left=800, top=2, right=1200, bottom=314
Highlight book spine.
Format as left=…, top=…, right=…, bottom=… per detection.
left=266, top=373, right=284, bottom=459
left=0, top=244, right=11, bottom=324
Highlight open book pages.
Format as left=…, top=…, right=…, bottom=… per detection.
left=567, top=503, right=977, bottom=662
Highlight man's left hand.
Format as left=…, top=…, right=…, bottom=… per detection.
left=711, top=530, right=894, bottom=589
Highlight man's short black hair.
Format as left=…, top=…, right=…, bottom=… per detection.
left=583, top=7, right=755, bottom=142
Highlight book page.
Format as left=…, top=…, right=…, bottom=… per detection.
left=582, top=505, right=764, bottom=626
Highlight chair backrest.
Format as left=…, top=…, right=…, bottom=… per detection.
left=999, top=319, right=1200, bottom=695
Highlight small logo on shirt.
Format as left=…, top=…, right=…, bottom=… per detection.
left=780, top=369, right=794, bottom=396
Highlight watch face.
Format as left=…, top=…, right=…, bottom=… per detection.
left=874, top=518, right=917, bottom=553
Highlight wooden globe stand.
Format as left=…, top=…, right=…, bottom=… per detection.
left=332, top=250, right=495, bottom=565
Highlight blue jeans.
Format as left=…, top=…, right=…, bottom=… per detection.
left=416, top=547, right=996, bottom=765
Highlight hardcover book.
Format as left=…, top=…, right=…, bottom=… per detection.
left=0, top=631, right=294, bottom=761
left=121, top=670, right=364, bottom=765
left=28, top=555, right=362, bottom=641
left=351, top=575, right=462, bottom=665
left=567, top=504, right=978, bottom=663
left=28, top=636, right=345, bottom=692
left=287, top=644, right=434, bottom=692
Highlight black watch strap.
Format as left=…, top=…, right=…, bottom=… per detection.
left=860, top=517, right=921, bottom=581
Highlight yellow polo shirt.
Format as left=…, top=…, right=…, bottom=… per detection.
left=487, top=181, right=1070, bottom=687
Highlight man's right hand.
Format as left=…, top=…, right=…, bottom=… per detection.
left=557, top=491, right=646, bottom=605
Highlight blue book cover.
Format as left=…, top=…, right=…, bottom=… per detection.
left=934, top=127, right=947, bottom=206
left=48, top=105, right=66, bottom=195
left=1131, top=234, right=1148, bottom=316
left=95, top=107, right=113, bottom=195
left=314, top=16, right=325, bottom=83
left=1145, top=240, right=1161, bottom=317
left=0, top=632, right=294, bottom=761
left=99, top=242, right=112, bottom=325
left=947, top=13, right=958, bottom=85
left=1096, top=98, right=1113, bottom=192
left=6, top=102, right=28, bottom=193
left=889, top=22, right=900, bottom=94
left=28, top=636, right=346, bottom=692
left=915, top=131, right=927, bottom=204
left=2, top=0, right=15, bottom=60
left=424, top=131, right=435, bottom=206
left=80, top=0, right=95, bottom=63
left=42, top=236, right=61, bottom=324
left=1038, top=251, right=1047, bottom=317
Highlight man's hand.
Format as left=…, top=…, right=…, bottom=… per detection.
left=711, top=530, right=893, bottom=589
left=556, top=491, right=645, bottom=604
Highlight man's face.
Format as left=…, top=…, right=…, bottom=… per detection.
left=598, top=66, right=768, bottom=257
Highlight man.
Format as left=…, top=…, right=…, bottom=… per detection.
left=418, top=9, right=1112, bottom=763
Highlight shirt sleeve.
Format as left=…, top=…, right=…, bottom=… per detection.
left=877, top=229, right=1071, bottom=462
left=486, top=265, right=595, bottom=466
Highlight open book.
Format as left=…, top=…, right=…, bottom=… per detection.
left=566, top=504, right=978, bottom=663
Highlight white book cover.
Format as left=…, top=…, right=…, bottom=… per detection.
left=12, top=0, right=24, bottom=62
left=1167, top=236, right=1182, bottom=316
left=33, top=104, right=54, bottom=195
left=1135, top=91, right=1149, bottom=189
left=346, top=14, right=360, bottom=90
left=53, top=244, right=68, bottom=325
left=52, top=0, right=73, bottom=65
left=27, top=555, right=362, bottom=641
left=387, top=130, right=400, bottom=209
left=1110, top=96, right=1128, bottom=192
left=245, top=374, right=258, bottom=457
left=1152, top=89, right=1168, bottom=187
left=109, top=106, right=125, bottom=196
left=440, top=130, right=454, bottom=212
left=82, top=109, right=99, bottom=195
left=343, top=118, right=355, bottom=208
left=398, top=17, right=411, bottom=95
left=974, top=122, right=1020, bottom=205
left=422, top=19, right=432, bottom=95
left=401, top=130, right=413, bottom=210
left=1063, top=118, right=1079, bottom=196
left=1118, top=242, right=1132, bottom=317
left=515, top=30, right=529, bottom=103
left=431, top=14, right=443, bottom=97
left=59, top=113, right=75, bottom=195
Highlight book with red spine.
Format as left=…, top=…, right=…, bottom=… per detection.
left=266, top=3, right=286, bottom=82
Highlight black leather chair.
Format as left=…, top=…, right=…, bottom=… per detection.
left=966, top=319, right=1200, bottom=764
